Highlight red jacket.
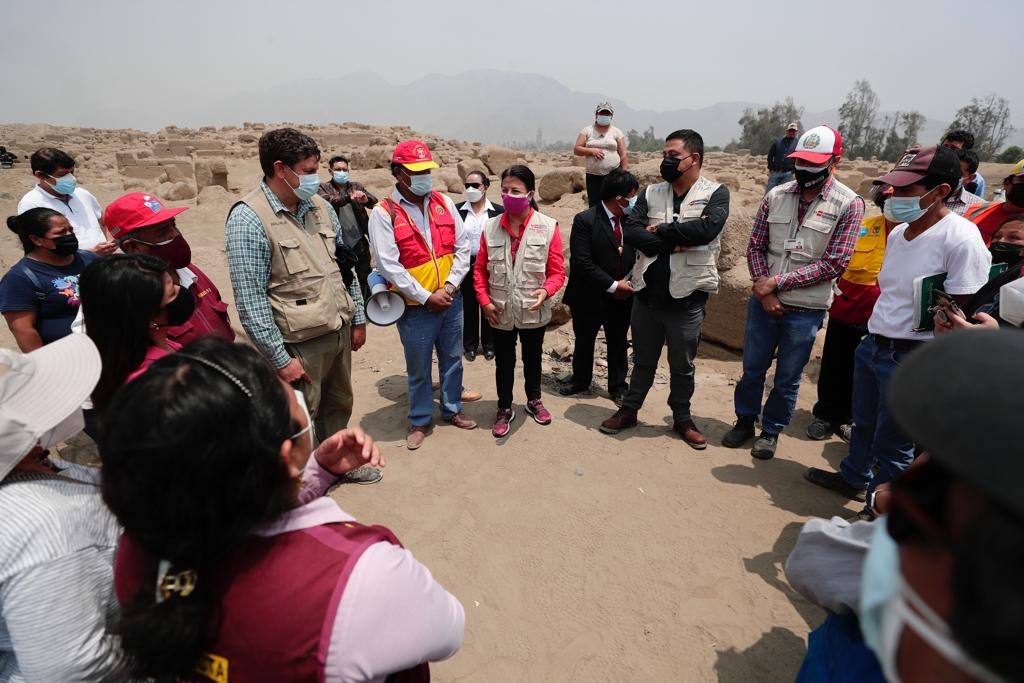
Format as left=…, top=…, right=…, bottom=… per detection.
left=166, top=264, right=235, bottom=346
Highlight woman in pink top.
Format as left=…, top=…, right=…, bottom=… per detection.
left=101, top=338, right=465, bottom=682
left=79, top=253, right=193, bottom=425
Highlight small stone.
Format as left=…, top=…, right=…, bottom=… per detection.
left=574, top=468, right=584, bottom=477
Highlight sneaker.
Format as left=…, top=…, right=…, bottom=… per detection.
left=599, top=407, right=638, bottom=434
left=492, top=408, right=515, bottom=438
left=804, top=467, right=867, bottom=502
left=837, top=423, right=853, bottom=444
left=339, top=464, right=383, bottom=485
left=805, top=418, right=834, bottom=441
left=721, top=417, right=756, bottom=448
left=751, top=431, right=779, bottom=460
left=673, top=420, right=707, bottom=450
left=525, top=399, right=552, bottom=425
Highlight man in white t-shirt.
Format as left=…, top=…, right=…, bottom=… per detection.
left=806, top=145, right=991, bottom=511
left=16, top=148, right=116, bottom=255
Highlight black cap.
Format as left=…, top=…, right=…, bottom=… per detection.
left=889, top=332, right=1024, bottom=518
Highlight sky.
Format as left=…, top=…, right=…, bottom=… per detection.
left=1, top=0, right=1021, bottom=130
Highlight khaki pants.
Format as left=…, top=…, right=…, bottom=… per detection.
left=286, top=327, right=353, bottom=440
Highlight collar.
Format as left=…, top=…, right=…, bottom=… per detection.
left=260, top=180, right=315, bottom=217
left=34, top=184, right=73, bottom=204
left=786, top=174, right=835, bottom=201
left=175, top=266, right=197, bottom=290
left=391, top=186, right=432, bottom=210
left=468, top=199, right=494, bottom=216
left=253, top=497, right=355, bottom=537
left=601, top=201, right=619, bottom=224
left=499, top=208, right=535, bottom=234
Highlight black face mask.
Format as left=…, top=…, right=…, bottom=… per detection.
left=990, top=242, right=1024, bottom=265
left=794, top=166, right=830, bottom=189
left=660, top=155, right=693, bottom=183
left=964, top=181, right=979, bottom=195
left=164, top=287, right=196, bottom=327
left=46, top=233, right=79, bottom=256
left=1007, top=184, right=1024, bottom=208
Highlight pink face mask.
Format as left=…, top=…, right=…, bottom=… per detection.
left=502, top=193, right=531, bottom=215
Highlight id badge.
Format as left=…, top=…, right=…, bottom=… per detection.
left=784, top=238, right=805, bottom=253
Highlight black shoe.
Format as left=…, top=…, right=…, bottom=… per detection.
left=464, top=349, right=477, bottom=361
left=804, top=467, right=868, bottom=502
left=751, top=431, right=779, bottom=460
left=483, top=348, right=495, bottom=360
left=558, top=384, right=589, bottom=397
left=722, top=417, right=756, bottom=448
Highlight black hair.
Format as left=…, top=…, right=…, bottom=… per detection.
left=80, top=254, right=169, bottom=418
left=29, top=147, right=75, bottom=175
left=500, top=165, right=539, bottom=210
left=100, top=338, right=296, bottom=680
left=600, top=169, right=640, bottom=200
left=6, top=207, right=63, bottom=254
left=958, top=149, right=980, bottom=174
left=327, top=155, right=349, bottom=168
left=466, top=171, right=490, bottom=187
left=943, top=130, right=975, bottom=149
left=665, top=129, right=705, bottom=165
left=921, top=173, right=959, bottom=201
left=258, top=128, right=321, bottom=178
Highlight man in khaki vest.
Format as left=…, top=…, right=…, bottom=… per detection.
left=226, top=128, right=374, bottom=481
left=723, top=125, right=864, bottom=461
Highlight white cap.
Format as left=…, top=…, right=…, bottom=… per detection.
left=0, top=334, right=101, bottom=479
left=788, top=125, right=844, bottom=165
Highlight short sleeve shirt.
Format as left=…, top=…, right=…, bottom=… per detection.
left=0, top=252, right=99, bottom=344
left=580, top=125, right=624, bottom=176
left=17, top=186, right=106, bottom=250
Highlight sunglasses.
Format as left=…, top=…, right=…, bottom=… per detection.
left=887, top=458, right=956, bottom=551
left=464, top=182, right=483, bottom=189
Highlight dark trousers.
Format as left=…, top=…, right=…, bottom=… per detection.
left=585, top=173, right=606, bottom=207
left=461, top=256, right=493, bottom=353
left=492, top=326, right=546, bottom=410
left=354, top=237, right=372, bottom=302
left=570, top=299, right=631, bottom=394
left=812, top=318, right=866, bottom=427
left=622, top=291, right=708, bottom=423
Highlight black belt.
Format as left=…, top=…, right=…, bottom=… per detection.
left=871, top=334, right=924, bottom=353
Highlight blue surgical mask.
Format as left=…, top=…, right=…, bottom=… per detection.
left=408, top=173, right=433, bottom=197
left=622, top=195, right=638, bottom=215
left=595, top=115, right=612, bottom=126
left=884, top=191, right=936, bottom=225
left=332, top=170, right=349, bottom=185
left=286, top=166, right=320, bottom=201
left=48, top=173, right=77, bottom=195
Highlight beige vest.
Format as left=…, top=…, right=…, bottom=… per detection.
left=235, top=187, right=352, bottom=343
left=483, top=211, right=558, bottom=331
left=765, top=179, right=858, bottom=309
left=630, top=176, right=723, bottom=298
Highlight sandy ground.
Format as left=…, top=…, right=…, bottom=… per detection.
left=0, top=167, right=865, bottom=683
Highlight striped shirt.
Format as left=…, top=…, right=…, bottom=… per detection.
left=747, top=176, right=865, bottom=291
left=0, top=460, right=129, bottom=682
left=226, top=182, right=366, bottom=369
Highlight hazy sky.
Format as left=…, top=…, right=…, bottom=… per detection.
left=2, top=0, right=1021, bottom=129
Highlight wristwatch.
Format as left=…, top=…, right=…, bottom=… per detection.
left=444, top=282, right=457, bottom=296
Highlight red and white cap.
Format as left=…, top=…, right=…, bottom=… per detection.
left=788, top=125, right=844, bottom=165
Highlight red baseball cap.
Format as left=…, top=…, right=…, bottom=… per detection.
left=391, top=140, right=439, bottom=172
left=875, top=146, right=960, bottom=188
left=104, top=192, right=188, bottom=239
left=788, top=125, right=844, bottom=165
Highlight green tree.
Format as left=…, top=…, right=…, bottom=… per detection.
left=996, top=145, right=1024, bottom=164
left=879, top=111, right=926, bottom=162
left=839, top=80, right=881, bottom=159
left=737, top=97, right=804, bottom=155
left=947, top=94, right=1015, bottom=161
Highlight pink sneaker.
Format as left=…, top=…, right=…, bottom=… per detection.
left=492, top=408, right=515, bottom=438
left=526, top=399, right=552, bottom=425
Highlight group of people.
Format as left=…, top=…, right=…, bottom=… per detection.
left=1, top=103, right=1023, bottom=681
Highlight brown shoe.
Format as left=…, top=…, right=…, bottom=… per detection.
left=673, top=420, right=707, bottom=450
left=448, top=412, right=478, bottom=430
left=599, top=407, right=638, bottom=434
left=461, top=389, right=482, bottom=402
left=407, top=425, right=431, bottom=450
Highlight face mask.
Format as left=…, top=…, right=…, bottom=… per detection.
left=660, top=155, right=693, bottom=183
left=990, top=242, right=1023, bottom=265
left=1006, top=184, right=1024, bottom=208
left=595, top=115, right=612, bottom=126
left=964, top=181, right=979, bottom=195
left=47, top=173, right=77, bottom=195
left=145, top=234, right=192, bottom=270
left=290, top=389, right=313, bottom=442
left=46, top=233, right=79, bottom=256
left=502, top=193, right=532, bottom=215
left=286, top=166, right=320, bottom=201
left=407, top=173, right=433, bottom=197
left=793, top=161, right=831, bottom=189
left=1000, top=277, right=1024, bottom=327
left=332, top=170, right=349, bottom=185
left=37, top=409, right=85, bottom=449
left=884, top=190, right=936, bottom=225
left=618, top=195, right=638, bottom=215
left=164, top=287, right=196, bottom=327
left=465, top=187, right=484, bottom=203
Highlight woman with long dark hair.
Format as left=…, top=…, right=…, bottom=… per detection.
left=0, top=207, right=100, bottom=352
left=473, top=165, right=566, bottom=438
left=101, top=338, right=464, bottom=682
left=79, top=253, right=195, bottom=417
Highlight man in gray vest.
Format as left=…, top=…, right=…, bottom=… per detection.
left=723, top=125, right=863, bottom=460
left=599, top=129, right=730, bottom=449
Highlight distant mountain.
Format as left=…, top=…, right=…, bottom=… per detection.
left=81, top=69, right=1024, bottom=150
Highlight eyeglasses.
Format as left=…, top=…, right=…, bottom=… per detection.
left=128, top=220, right=180, bottom=247
left=464, top=182, right=483, bottom=189
left=887, top=458, right=957, bottom=551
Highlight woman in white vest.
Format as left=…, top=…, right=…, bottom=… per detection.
left=473, top=165, right=566, bottom=438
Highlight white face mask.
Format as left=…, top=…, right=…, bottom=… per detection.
left=289, top=389, right=313, bottom=442
left=999, top=277, right=1024, bottom=326
left=465, top=187, right=484, bottom=203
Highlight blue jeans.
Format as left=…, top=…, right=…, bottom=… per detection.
left=734, top=296, right=825, bottom=434
left=839, top=335, right=916, bottom=492
left=765, top=171, right=793, bottom=193
left=396, top=293, right=464, bottom=427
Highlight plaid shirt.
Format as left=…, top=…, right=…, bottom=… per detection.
left=747, top=177, right=865, bottom=291
left=226, top=182, right=365, bottom=369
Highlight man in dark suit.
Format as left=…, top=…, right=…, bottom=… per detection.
left=560, top=169, right=639, bottom=404
left=453, top=171, right=503, bottom=360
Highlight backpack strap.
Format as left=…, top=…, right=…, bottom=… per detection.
left=19, top=264, right=46, bottom=312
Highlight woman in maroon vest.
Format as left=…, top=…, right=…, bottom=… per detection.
left=100, top=338, right=464, bottom=682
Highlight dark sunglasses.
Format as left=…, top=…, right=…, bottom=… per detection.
left=464, top=182, right=483, bottom=189
left=887, top=458, right=956, bottom=551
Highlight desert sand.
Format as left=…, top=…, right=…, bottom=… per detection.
left=1, top=123, right=1015, bottom=682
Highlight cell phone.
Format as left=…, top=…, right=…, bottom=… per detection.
left=931, top=289, right=964, bottom=317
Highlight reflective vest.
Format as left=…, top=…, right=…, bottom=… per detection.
left=829, top=215, right=888, bottom=326
left=630, top=176, right=723, bottom=298
left=765, top=179, right=858, bottom=309
left=964, top=201, right=1012, bottom=246
left=483, top=210, right=558, bottom=330
left=233, top=188, right=352, bottom=343
left=378, top=192, right=456, bottom=305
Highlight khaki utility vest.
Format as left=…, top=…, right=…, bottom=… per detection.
left=483, top=211, right=558, bottom=330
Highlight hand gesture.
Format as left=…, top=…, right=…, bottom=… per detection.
left=314, top=427, right=385, bottom=476
left=425, top=289, right=453, bottom=313
left=528, top=288, right=548, bottom=312
left=278, top=357, right=311, bottom=384
left=483, top=302, right=502, bottom=326
left=612, top=279, right=634, bottom=301
left=759, top=293, right=785, bottom=316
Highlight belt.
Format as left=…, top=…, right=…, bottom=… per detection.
left=871, top=334, right=924, bottom=353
